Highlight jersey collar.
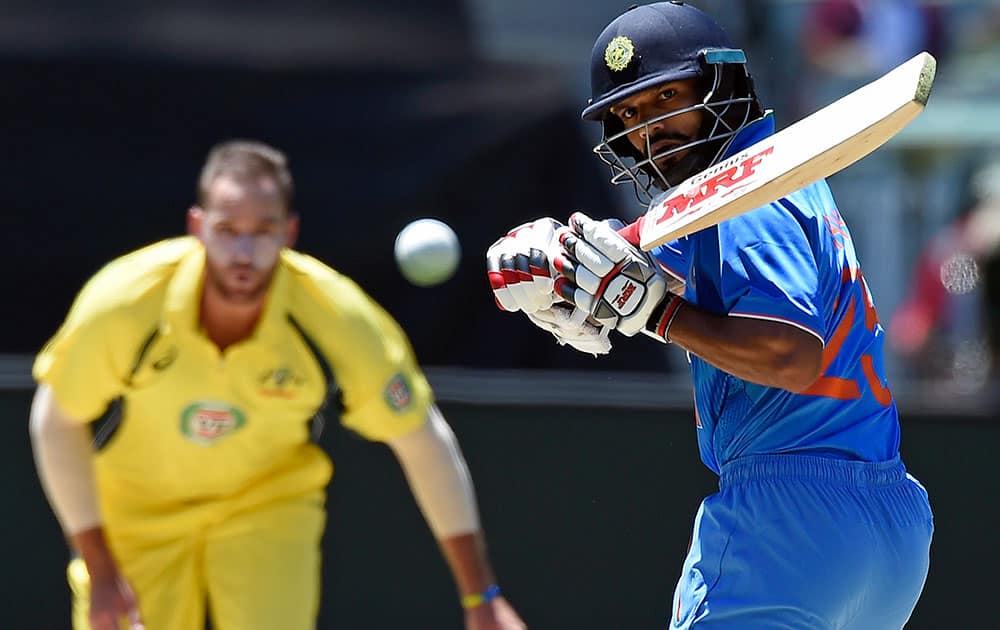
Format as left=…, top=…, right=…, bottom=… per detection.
left=162, top=238, right=291, bottom=343
left=162, top=238, right=204, bottom=336
left=721, top=111, right=775, bottom=159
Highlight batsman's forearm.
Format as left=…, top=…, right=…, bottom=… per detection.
left=665, top=303, right=823, bottom=391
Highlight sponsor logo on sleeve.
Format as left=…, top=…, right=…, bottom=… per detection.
left=383, top=373, right=413, bottom=413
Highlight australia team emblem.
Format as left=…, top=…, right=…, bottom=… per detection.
left=180, top=402, right=246, bottom=445
left=258, top=366, right=305, bottom=398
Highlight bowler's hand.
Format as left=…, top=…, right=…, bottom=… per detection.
left=466, top=597, right=527, bottom=630
left=89, top=572, right=144, bottom=630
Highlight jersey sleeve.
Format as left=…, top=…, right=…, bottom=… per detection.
left=33, top=281, right=131, bottom=422
left=716, top=203, right=825, bottom=341
left=651, top=238, right=690, bottom=284
left=335, top=301, right=433, bottom=442
left=287, top=253, right=434, bottom=442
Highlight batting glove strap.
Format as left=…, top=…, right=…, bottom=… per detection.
left=641, top=294, right=685, bottom=344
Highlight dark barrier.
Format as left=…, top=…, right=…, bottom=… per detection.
left=0, top=53, right=673, bottom=374
left=3, top=390, right=995, bottom=628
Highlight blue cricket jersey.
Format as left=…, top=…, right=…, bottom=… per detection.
left=651, top=113, right=900, bottom=475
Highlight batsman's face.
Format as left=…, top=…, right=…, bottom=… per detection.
left=610, top=78, right=704, bottom=171
left=188, top=175, right=298, bottom=303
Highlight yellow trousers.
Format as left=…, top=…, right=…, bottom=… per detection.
left=69, top=492, right=326, bottom=630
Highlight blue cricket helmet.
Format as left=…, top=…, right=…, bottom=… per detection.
left=583, top=2, right=737, bottom=121
left=583, top=2, right=765, bottom=204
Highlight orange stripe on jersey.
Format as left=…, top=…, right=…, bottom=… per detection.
left=862, top=355, right=893, bottom=406
left=801, top=269, right=892, bottom=406
left=801, top=296, right=860, bottom=400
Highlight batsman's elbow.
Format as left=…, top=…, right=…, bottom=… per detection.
left=759, top=329, right=824, bottom=393
left=778, top=347, right=824, bottom=393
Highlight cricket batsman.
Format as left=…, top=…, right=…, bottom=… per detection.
left=487, top=3, right=933, bottom=627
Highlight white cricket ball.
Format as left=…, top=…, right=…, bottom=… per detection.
left=393, top=218, right=461, bottom=287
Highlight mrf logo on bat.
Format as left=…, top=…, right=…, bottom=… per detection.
left=653, top=145, right=775, bottom=226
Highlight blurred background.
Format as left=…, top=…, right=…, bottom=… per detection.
left=1, top=0, right=998, bottom=628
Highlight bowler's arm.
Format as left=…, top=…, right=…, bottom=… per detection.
left=28, top=384, right=122, bottom=578
left=386, top=405, right=525, bottom=629
left=30, top=385, right=148, bottom=627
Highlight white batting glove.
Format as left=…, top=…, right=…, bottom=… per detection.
left=486, top=218, right=569, bottom=314
left=554, top=212, right=670, bottom=337
left=526, top=304, right=612, bottom=356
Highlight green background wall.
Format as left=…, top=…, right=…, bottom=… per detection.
left=3, top=392, right=996, bottom=628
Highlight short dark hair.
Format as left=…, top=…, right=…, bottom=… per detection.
left=197, top=139, right=294, bottom=211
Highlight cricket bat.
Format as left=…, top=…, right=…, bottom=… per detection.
left=639, top=51, right=937, bottom=251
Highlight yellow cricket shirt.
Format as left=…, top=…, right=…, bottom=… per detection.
left=34, top=237, right=432, bottom=529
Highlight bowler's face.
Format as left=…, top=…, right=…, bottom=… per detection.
left=188, top=175, right=297, bottom=303
left=610, top=78, right=704, bottom=172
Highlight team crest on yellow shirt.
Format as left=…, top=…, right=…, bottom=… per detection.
left=258, top=366, right=305, bottom=398
left=383, top=373, right=413, bottom=412
left=605, top=36, right=634, bottom=72
left=180, top=402, right=246, bottom=445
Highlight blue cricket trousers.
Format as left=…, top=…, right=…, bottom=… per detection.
left=670, top=454, right=933, bottom=629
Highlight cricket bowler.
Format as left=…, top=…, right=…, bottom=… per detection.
left=30, top=140, right=525, bottom=630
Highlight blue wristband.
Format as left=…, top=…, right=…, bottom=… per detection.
left=461, top=584, right=501, bottom=609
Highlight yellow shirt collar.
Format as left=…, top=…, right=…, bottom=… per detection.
left=162, top=238, right=291, bottom=342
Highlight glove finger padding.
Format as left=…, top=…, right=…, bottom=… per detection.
left=486, top=218, right=565, bottom=313
left=552, top=253, right=603, bottom=297
left=568, top=212, right=634, bottom=272
left=526, top=304, right=612, bottom=356
left=558, top=212, right=669, bottom=337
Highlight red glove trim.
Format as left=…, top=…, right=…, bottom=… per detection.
left=616, top=216, right=644, bottom=247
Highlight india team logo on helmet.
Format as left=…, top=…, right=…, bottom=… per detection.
left=180, top=401, right=247, bottom=445
left=604, top=36, right=634, bottom=72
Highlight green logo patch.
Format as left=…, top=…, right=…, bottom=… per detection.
left=383, top=373, right=413, bottom=413
left=180, top=402, right=246, bottom=445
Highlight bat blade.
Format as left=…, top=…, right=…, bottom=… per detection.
left=639, top=51, right=937, bottom=251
